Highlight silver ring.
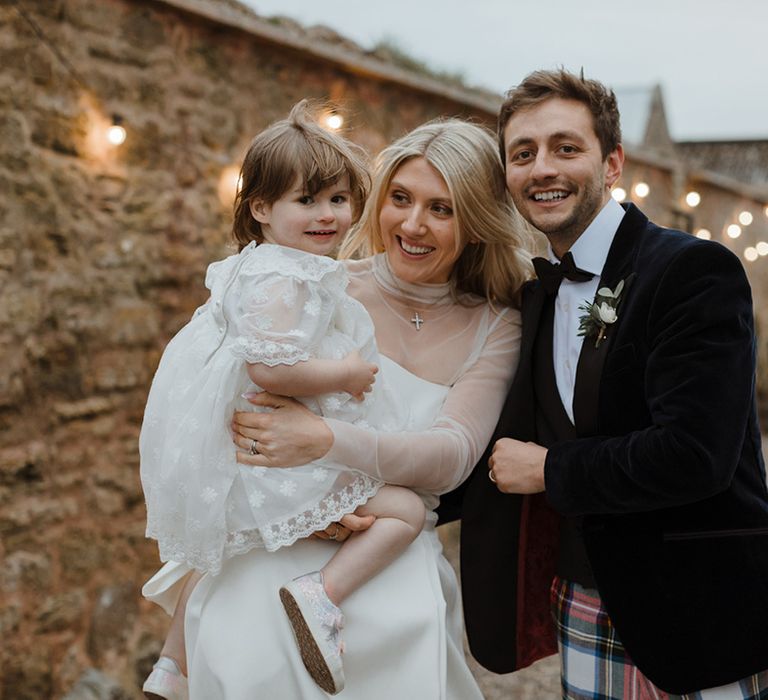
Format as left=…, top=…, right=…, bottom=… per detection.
left=327, top=523, right=340, bottom=540
left=488, top=469, right=497, bottom=484
left=249, top=439, right=259, bottom=455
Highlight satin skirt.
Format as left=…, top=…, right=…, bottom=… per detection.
left=144, top=516, right=483, bottom=700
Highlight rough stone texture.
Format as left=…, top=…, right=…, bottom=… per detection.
left=1, top=0, right=766, bottom=697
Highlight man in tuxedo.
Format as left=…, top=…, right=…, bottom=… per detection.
left=458, top=69, right=768, bottom=696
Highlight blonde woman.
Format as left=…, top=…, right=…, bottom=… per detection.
left=144, top=118, right=533, bottom=699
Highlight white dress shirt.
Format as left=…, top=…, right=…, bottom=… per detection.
left=550, top=198, right=626, bottom=423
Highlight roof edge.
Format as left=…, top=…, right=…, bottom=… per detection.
left=152, top=0, right=502, bottom=114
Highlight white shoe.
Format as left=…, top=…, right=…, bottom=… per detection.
left=142, top=656, right=189, bottom=700
left=279, top=571, right=345, bottom=695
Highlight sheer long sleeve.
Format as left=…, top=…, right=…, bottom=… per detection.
left=324, top=307, right=521, bottom=494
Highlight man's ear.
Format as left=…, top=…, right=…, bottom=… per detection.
left=604, top=144, right=625, bottom=189
left=249, top=200, right=270, bottom=224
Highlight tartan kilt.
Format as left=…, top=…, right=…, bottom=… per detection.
left=550, top=577, right=768, bottom=700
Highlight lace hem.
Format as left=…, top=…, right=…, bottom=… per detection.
left=146, top=473, right=382, bottom=575
left=259, top=473, right=382, bottom=551
left=230, top=337, right=311, bottom=366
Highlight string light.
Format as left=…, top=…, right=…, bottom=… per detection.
left=744, top=247, right=758, bottom=262
left=685, top=191, right=701, bottom=207
left=738, top=211, right=753, bottom=226
left=217, top=165, right=242, bottom=207
left=756, top=241, right=768, bottom=256
left=321, top=110, right=344, bottom=131
left=633, top=182, right=650, bottom=198
left=106, top=115, right=126, bottom=146
left=611, top=187, right=627, bottom=202
left=695, top=229, right=711, bottom=240
left=727, top=224, right=742, bottom=239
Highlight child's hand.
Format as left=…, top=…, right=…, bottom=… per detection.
left=342, top=350, right=378, bottom=401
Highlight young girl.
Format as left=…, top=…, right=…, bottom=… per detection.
left=140, top=102, right=425, bottom=699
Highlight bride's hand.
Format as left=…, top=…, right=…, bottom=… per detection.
left=233, top=392, right=334, bottom=467
left=312, top=512, right=376, bottom=543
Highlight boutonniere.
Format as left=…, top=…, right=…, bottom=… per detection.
left=578, top=279, right=626, bottom=348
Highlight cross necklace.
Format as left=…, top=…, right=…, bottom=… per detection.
left=410, top=312, right=424, bottom=330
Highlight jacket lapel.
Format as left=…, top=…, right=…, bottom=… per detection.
left=572, top=204, right=646, bottom=436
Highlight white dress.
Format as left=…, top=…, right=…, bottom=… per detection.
left=140, top=243, right=403, bottom=575
left=144, top=254, right=523, bottom=699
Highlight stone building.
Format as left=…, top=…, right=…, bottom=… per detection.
left=0, top=0, right=765, bottom=698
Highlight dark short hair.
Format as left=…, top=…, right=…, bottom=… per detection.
left=497, top=68, right=621, bottom=162
left=232, top=100, right=369, bottom=250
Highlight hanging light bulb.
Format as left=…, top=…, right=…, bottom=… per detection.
left=744, top=247, right=758, bottom=262
left=756, top=241, right=768, bottom=256
left=321, top=110, right=344, bottom=131
left=633, top=182, right=650, bottom=198
left=685, top=191, right=701, bottom=207
left=611, top=187, right=627, bottom=202
left=106, top=114, right=126, bottom=146
left=738, top=211, right=753, bottom=226
left=695, top=229, right=711, bottom=240
left=727, top=224, right=742, bottom=239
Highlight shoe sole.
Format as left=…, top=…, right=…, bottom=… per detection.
left=279, top=586, right=339, bottom=695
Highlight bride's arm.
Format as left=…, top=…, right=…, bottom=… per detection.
left=234, top=309, right=521, bottom=493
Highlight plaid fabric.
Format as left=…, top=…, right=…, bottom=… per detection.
left=551, top=576, right=768, bottom=700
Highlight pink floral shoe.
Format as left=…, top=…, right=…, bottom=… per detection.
left=142, top=656, right=189, bottom=700
left=279, top=571, right=345, bottom=695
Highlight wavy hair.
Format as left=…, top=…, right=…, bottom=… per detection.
left=232, top=100, right=370, bottom=250
left=338, top=119, right=534, bottom=308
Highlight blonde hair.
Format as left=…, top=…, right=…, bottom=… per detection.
left=338, top=119, right=534, bottom=308
left=232, top=100, right=370, bottom=250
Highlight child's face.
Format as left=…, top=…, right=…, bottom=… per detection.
left=250, top=175, right=352, bottom=256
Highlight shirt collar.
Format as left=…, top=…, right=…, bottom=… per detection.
left=547, top=198, right=626, bottom=275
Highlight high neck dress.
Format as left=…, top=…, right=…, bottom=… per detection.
left=143, top=253, right=522, bottom=699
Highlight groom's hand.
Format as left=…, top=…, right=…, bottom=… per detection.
left=489, top=438, right=547, bottom=494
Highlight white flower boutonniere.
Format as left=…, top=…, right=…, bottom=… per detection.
left=578, top=279, right=625, bottom=348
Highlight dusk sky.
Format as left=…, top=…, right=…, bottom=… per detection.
left=243, top=0, right=768, bottom=141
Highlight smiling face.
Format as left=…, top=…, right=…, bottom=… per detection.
left=250, top=174, right=352, bottom=256
left=503, top=97, right=623, bottom=254
left=378, top=157, right=465, bottom=285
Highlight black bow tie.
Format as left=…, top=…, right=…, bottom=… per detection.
left=532, top=252, right=594, bottom=295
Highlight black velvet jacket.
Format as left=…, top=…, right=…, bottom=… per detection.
left=451, top=204, right=768, bottom=694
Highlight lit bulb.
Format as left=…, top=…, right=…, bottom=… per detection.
left=756, top=241, right=768, bottom=256
left=744, top=247, right=758, bottom=262
left=218, top=165, right=242, bottom=206
left=107, top=124, right=126, bottom=146
left=324, top=113, right=343, bottom=130
left=695, top=229, right=711, bottom=240
left=633, top=182, right=650, bottom=198
left=738, top=211, right=753, bottom=226
left=764, top=205, right=768, bottom=218
left=685, top=191, right=701, bottom=207
left=611, top=187, right=627, bottom=202
left=727, top=224, right=742, bottom=239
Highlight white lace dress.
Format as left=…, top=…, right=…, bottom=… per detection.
left=140, top=243, right=402, bottom=575
left=143, top=254, right=523, bottom=699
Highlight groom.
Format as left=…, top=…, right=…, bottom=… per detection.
left=458, top=69, right=768, bottom=696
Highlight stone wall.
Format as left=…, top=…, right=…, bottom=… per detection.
left=1, top=1, right=767, bottom=698
left=0, top=1, right=500, bottom=697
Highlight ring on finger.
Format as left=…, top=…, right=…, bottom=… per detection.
left=488, top=469, right=497, bottom=484
left=249, top=439, right=259, bottom=455
left=327, top=523, right=340, bottom=540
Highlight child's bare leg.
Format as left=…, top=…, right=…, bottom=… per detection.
left=321, top=485, right=425, bottom=605
left=159, top=570, right=202, bottom=676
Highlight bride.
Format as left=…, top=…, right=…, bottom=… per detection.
left=144, top=117, right=532, bottom=699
